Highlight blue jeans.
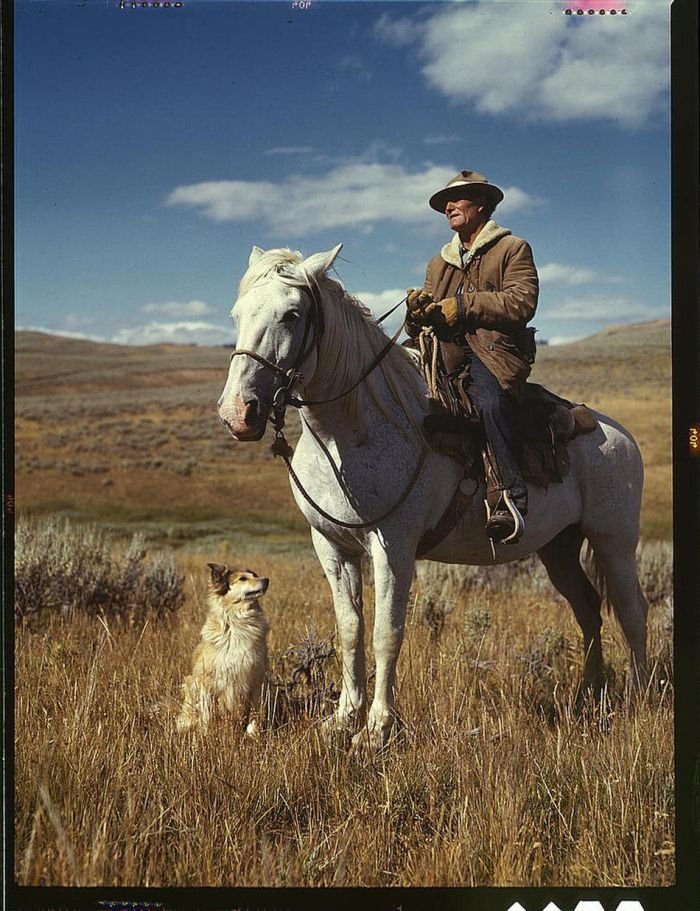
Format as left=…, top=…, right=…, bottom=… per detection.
left=463, top=349, right=528, bottom=510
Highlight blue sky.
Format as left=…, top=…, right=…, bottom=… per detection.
left=15, top=0, right=671, bottom=346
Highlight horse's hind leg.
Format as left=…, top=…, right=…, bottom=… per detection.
left=585, top=534, right=648, bottom=687
left=537, top=523, right=604, bottom=691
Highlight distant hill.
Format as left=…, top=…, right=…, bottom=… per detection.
left=567, top=318, right=670, bottom=349
left=14, top=319, right=672, bottom=409
left=15, top=329, right=229, bottom=395
left=531, top=319, right=670, bottom=402
left=13, top=319, right=672, bottom=541
left=15, top=319, right=671, bottom=400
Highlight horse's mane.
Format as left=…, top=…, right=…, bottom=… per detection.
left=238, top=247, right=302, bottom=297
left=238, top=248, right=428, bottom=440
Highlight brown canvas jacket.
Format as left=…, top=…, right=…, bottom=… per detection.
left=423, top=221, right=539, bottom=401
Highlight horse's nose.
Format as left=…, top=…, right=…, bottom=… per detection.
left=218, top=395, right=258, bottom=427
left=217, top=394, right=264, bottom=438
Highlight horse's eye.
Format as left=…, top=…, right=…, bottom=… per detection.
left=281, top=310, right=301, bottom=323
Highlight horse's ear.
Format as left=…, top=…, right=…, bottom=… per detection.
left=248, top=245, right=265, bottom=267
left=300, top=243, right=343, bottom=279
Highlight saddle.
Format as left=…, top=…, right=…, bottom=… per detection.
left=413, top=333, right=598, bottom=558
left=419, top=337, right=598, bottom=489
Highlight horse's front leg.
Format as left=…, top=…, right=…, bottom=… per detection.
left=311, top=529, right=366, bottom=742
left=351, top=538, right=415, bottom=756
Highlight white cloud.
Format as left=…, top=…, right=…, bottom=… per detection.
left=141, top=299, right=213, bottom=316
left=353, top=287, right=408, bottom=336
left=547, top=334, right=586, bottom=346
left=166, top=161, right=538, bottom=236
left=337, top=54, right=373, bottom=82
left=111, top=320, right=228, bottom=347
left=536, top=6, right=669, bottom=127
left=17, top=325, right=107, bottom=343
left=358, top=139, right=403, bottom=163
left=538, top=262, right=622, bottom=286
left=167, top=179, right=272, bottom=222
left=376, top=1, right=669, bottom=128
left=374, top=12, right=424, bottom=47
left=355, top=288, right=406, bottom=315
left=18, top=320, right=230, bottom=347
left=499, top=186, right=541, bottom=214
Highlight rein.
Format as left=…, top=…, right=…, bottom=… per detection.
left=288, top=318, right=405, bottom=408
left=229, top=285, right=428, bottom=530
left=273, top=433, right=429, bottom=530
left=230, top=289, right=407, bottom=416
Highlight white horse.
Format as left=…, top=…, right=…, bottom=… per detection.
left=217, top=244, right=648, bottom=753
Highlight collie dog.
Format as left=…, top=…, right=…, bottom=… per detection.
left=176, top=562, right=269, bottom=736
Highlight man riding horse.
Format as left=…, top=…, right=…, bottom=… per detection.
left=406, top=169, right=538, bottom=545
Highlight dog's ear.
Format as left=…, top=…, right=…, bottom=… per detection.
left=207, top=562, right=229, bottom=593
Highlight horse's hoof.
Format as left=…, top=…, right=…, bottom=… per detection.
left=349, top=729, right=378, bottom=760
left=349, top=726, right=394, bottom=759
left=320, top=715, right=355, bottom=750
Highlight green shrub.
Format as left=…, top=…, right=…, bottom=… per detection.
left=519, top=626, right=568, bottom=676
left=15, top=515, right=184, bottom=623
left=636, top=540, right=673, bottom=609
left=464, top=606, right=493, bottom=641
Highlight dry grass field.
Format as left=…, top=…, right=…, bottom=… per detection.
left=13, top=322, right=674, bottom=889
left=14, top=540, right=674, bottom=889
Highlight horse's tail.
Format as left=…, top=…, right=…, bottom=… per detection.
left=582, top=536, right=648, bottom=625
left=582, top=533, right=649, bottom=677
left=582, top=538, right=612, bottom=615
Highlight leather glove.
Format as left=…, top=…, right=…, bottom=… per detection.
left=406, top=288, right=434, bottom=320
left=424, top=297, right=460, bottom=335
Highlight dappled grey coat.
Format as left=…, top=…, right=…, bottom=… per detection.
left=423, top=220, right=539, bottom=402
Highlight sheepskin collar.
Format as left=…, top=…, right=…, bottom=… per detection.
left=441, top=220, right=511, bottom=268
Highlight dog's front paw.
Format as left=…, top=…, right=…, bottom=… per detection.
left=244, top=718, right=261, bottom=739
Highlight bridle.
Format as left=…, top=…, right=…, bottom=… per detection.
left=227, top=279, right=427, bottom=530
left=229, top=279, right=406, bottom=432
left=229, top=279, right=324, bottom=430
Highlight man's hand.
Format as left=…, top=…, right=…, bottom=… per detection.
left=404, top=288, right=435, bottom=338
left=406, top=288, right=434, bottom=320
left=423, top=297, right=460, bottom=337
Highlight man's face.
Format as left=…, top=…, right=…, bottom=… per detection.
left=444, top=196, right=485, bottom=236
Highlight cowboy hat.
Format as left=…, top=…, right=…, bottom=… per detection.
left=429, top=170, right=504, bottom=213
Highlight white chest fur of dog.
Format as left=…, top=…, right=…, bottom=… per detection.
left=176, top=562, right=270, bottom=736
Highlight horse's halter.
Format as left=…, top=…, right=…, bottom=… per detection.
left=229, top=275, right=325, bottom=432
left=229, top=273, right=406, bottom=433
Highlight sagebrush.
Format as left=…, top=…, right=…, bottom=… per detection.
left=15, top=515, right=184, bottom=622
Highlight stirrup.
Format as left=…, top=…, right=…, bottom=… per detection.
left=501, top=490, right=525, bottom=544
left=484, top=491, right=525, bottom=545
